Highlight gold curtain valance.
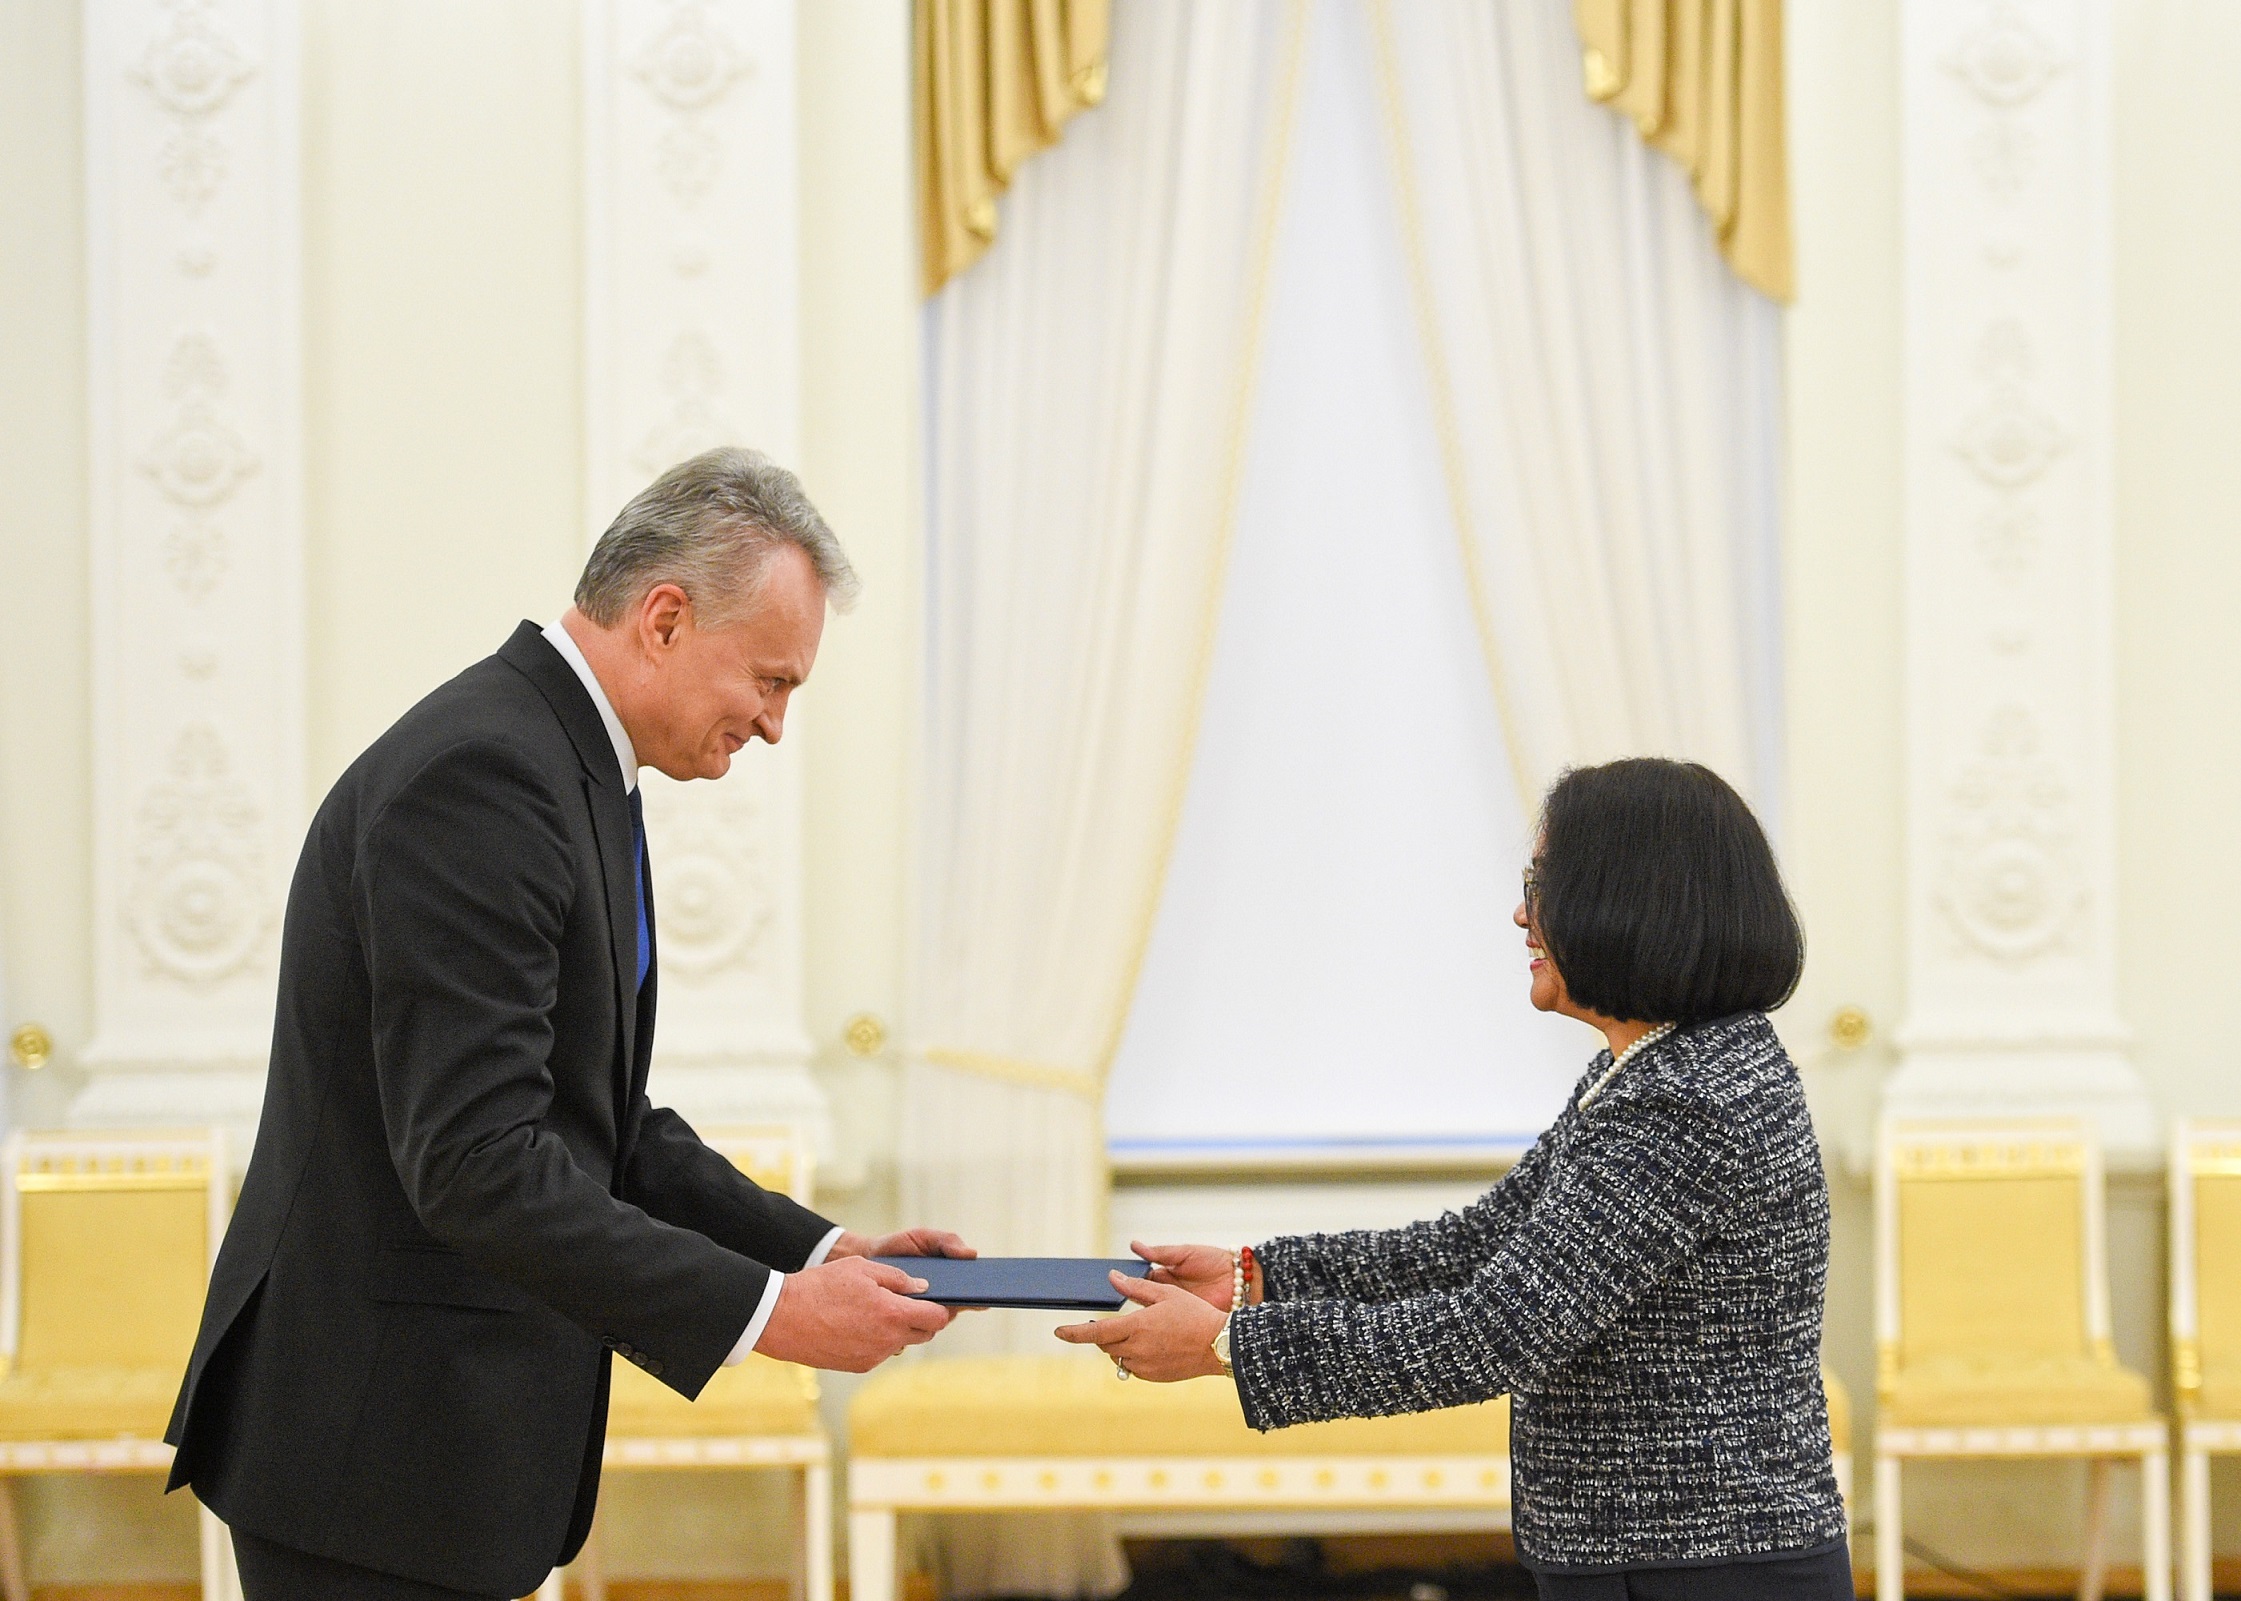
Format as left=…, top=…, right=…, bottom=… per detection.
left=916, top=0, right=1113, bottom=296
left=1572, top=0, right=1792, bottom=300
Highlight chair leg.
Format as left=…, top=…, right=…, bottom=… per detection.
left=578, top=1511, right=608, bottom=1601
left=2179, top=1443, right=2212, bottom=1601
left=803, top=1463, right=832, bottom=1601
left=849, top=1507, right=898, bottom=1601
left=1875, top=1452, right=1903, bottom=1601
left=2140, top=1448, right=2171, bottom=1601
left=2079, top=1458, right=2113, bottom=1601
left=198, top=1500, right=241, bottom=1601
left=0, top=1478, right=27, bottom=1601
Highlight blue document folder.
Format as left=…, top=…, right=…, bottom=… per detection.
left=872, top=1255, right=1152, bottom=1311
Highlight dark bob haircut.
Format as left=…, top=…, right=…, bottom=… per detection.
left=1532, top=758, right=1802, bottom=1025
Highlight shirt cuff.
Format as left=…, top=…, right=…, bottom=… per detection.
left=721, top=1227, right=849, bottom=1367
left=724, top=1272, right=787, bottom=1367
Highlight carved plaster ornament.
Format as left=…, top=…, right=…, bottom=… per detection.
left=637, top=782, right=773, bottom=979
left=633, top=331, right=744, bottom=473
left=1936, top=705, right=2084, bottom=963
left=131, top=0, right=258, bottom=119
left=128, top=725, right=271, bottom=984
left=630, top=1, right=752, bottom=112
left=1945, top=1, right=2064, bottom=108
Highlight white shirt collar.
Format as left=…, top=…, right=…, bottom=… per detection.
left=542, top=617, right=639, bottom=793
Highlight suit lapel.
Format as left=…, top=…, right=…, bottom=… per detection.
left=590, top=778, right=640, bottom=1099
left=498, top=622, right=641, bottom=1114
left=632, top=854, right=658, bottom=1104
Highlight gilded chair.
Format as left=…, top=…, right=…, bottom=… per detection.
left=2170, top=1119, right=2241, bottom=1601
left=1873, top=1119, right=2169, bottom=1601
left=0, top=1130, right=233, bottom=1601
left=561, top=1125, right=831, bottom=1601
left=1824, top=1365, right=1854, bottom=1515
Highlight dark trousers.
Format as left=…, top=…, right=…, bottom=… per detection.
left=1530, top=1542, right=1855, bottom=1601
left=232, top=1529, right=514, bottom=1601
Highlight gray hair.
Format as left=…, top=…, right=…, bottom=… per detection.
left=575, top=446, right=859, bottom=628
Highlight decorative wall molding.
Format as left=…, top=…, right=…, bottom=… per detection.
left=76, top=0, right=304, bottom=1140
left=1889, top=0, right=2153, bottom=1159
left=582, top=0, right=825, bottom=1153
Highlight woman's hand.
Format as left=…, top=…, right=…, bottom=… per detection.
left=1132, top=1240, right=1241, bottom=1310
left=1053, top=1271, right=1229, bottom=1382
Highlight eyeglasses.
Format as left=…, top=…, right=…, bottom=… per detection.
left=1521, top=865, right=1539, bottom=909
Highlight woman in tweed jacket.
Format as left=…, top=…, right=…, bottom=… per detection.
left=1059, top=759, right=1847, bottom=1600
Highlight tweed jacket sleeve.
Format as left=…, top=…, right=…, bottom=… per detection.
left=1254, top=1118, right=1566, bottom=1305
left=1228, top=1078, right=1740, bottom=1430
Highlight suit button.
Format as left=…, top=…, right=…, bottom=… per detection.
left=603, top=1337, right=618, bottom=1350
left=644, top=1358, right=663, bottom=1377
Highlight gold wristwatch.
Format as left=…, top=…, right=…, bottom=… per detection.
left=1212, top=1313, right=1234, bottom=1376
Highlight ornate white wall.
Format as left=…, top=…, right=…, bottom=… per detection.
left=582, top=0, right=827, bottom=1153
left=73, top=0, right=304, bottom=1147
left=1889, top=0, right=2155, bottom=1158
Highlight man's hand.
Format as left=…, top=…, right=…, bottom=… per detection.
left=757, top=1257, right=954, bottom=1373
left=1052, top=1272, right=1228, bottom=1383
left=827, top=1227, right=976, bottom=1262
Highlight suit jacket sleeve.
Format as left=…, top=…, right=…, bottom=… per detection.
left=1253, top=1110, right=1571, bottom=1305
left=623, top=1098, right=835, bottom=1266
left=355, top=737, right=796, bottom=1397
left=1228, top=1084, right=1738, bottom=1429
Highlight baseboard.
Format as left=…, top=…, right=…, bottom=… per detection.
left=1853, top=1558, right=2241, bottom=1599
left=30, top=1576, right=944, bottom=1601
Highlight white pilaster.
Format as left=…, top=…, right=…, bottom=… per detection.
left=76, top=0, right=304, bottom=1146
left=581, top=0, right=827, bottom=1154
left=1890, top=0, right=2153, bottom=1159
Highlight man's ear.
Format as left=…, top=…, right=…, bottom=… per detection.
left=639, top=583, right=690, bottom=649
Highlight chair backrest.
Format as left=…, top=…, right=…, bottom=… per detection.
left=2170, top=1118, right=2241, bottom=1413
left=1874, top=1119, right=2108, bottom=1394
left=0, top=1129, right=227, bottom=1375
left=700, top=1124, right=817, bottom=1206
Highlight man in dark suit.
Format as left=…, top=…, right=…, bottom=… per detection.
left=167, top=448, right=966, bottom=1599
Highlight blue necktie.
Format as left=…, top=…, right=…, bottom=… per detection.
left=627, top=786, right=651, bottom=991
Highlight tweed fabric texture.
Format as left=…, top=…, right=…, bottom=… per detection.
left=1230, top=1012, right=1844, bottom=1570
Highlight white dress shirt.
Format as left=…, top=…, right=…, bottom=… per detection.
left=541, top=619, right=841, bottom=1365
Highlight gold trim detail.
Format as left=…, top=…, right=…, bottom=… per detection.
left=1892, top=1140, right=2085, bottom=1181
left=2174, top=1336, right=2203, bottom=1401
left=17, top=1149, right=211, bottom=1193
left=1829, top=1008, right=1873, bottom=1051
left=8, top=1024, right=51, bottom=1071
left=2186, top=1144, right=2241, bottom=1177
left=1582, top=47, right=1621, bottom=101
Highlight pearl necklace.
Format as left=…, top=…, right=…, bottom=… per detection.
left=1577, top=1021, right=1677, bottom=1109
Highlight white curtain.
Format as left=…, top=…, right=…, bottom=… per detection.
left=903, top=3, right=1304, bottom=1594
left=1372, top=0, right=1785, bottom=817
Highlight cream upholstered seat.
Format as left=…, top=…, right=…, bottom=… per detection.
left=846, top=1350, right=1511, bottom=1601
left=2170, top=1119, right=2241, bottom=1601
left=0, top=1130, right=233, bottom=1601
left=560, top=1126, right=831, bottom=1601
left=1872, top=1119, right=2168, bottom=1601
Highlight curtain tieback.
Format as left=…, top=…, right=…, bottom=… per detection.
left=919, top=1046, right=1100, bottom=1100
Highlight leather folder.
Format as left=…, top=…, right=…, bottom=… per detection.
left=873, top=1256, right=1152, bottom=1311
